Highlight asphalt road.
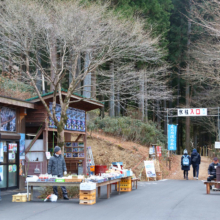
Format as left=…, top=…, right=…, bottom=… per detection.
left=0, top=180, right=219, bottom=220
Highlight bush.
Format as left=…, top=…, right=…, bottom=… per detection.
left=87, top=116, right=166, bottom=146
left=38, top=186, right=79, bottom=199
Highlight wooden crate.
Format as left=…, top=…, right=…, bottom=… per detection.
left=12, top=194, right=31, bottom=202
left=79, top=194, right=96, bottom=200
left=79, top=199, right=96, bottom=205
left=79, top=189, right=96, bottom=196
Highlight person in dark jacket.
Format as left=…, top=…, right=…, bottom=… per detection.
left=181, top=149, right=191, bottom=180
left=207, top=157, right=219, bottom=182
left=0, top=163, right=2, bottom=201
left=48, top=146, right=69, bottom=200
left=191, top=148, right=201, bottom=180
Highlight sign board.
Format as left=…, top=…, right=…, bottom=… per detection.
left=215, top=142, right=220, bottom=149
left=0, top=142, right=3, bottom=162
left=144, top=161, right=156, bottom=178
left=19, top=133, right=25, bottom=159
left=0, top=106, right=16, bottom=132
left=45, top=152, right=51, bottom=160
left=168, top=124, right=177, bottom=151
left=0, top=165, right=3, bottom=181
left=177, top=108, right=207, bottom=117
left=156, top=146, right=162, bottom=157
left=149, top=147, right=155, bottom=155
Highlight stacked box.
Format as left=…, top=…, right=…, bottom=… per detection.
left=12, top=193, right=31, bottom=202
left=117, top=177, right=132, bottom=192
left=79, top=190, right=96, bottom=205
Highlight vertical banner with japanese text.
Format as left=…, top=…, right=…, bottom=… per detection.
left=168, top=124, right=177, bottom=151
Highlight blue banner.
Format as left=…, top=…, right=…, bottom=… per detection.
left=168, top=124, right=177, bottom=151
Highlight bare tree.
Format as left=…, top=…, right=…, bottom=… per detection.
left=0, top=0, right=166, bottom=149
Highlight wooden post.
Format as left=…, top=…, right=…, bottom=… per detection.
left=98, top=186, right=101, bottom=198
left=83, top=134, right=87, bottom=175
left=169, top=160, right=171, bottom=171
left=206, top=183, right=210, bottom=194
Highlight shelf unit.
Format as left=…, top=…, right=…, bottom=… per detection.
left=64, top=141, right=85, bottom=174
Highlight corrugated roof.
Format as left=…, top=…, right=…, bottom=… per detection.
left=26, top=89, right=104, bottom=105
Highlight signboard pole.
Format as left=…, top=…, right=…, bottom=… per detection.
left=218, top=107, right=220, bottom=141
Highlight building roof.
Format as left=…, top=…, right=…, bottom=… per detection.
left=0, top=95, right=35, bottom=109
left=26, top=89, right=104, bottom=111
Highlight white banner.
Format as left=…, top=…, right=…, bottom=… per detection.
left=144, top=161, right=156, bottom=178
left=177, top=108, right=207, bottom=117
left=215, top=142, right=220, bottom=149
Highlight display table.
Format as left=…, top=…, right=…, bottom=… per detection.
left=131, top=178, right=140, bottom=190
left=96, top=179, right=121, bottom=199
left=26, top=182, right=81, bottom=200
left=27, top=177, right=137, bottom=201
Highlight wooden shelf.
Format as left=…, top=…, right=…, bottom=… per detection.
left=48, top=128, right=85, bottom=135
left=65, top=157, right=84, bottom=160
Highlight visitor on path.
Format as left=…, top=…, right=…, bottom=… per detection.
left=191, top=148, right=201, bottom=180
left=207, top=157, right=219, bottom=184
left=181, top=149, right=191, bottom=180
left=0, top=164, right=1, bottom=201
left=48, top=146, right=69, bottom=200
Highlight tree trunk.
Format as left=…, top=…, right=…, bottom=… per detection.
left=109, top=62, right=115, bottom=117
left=91, top=71, right=96, bottom=99
left=50, top=36, right=57, bottom=92
left=186, top=0, right=192, bottom=152
left=83, top=51, right=91, bottom=98
left=164, top=100, right=167, bottom=135
left=56, top=128, right=65, bottom=155
left=139, top=72, right=145, bottom=121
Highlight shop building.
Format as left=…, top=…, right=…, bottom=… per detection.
left=0, top=96, right=35, bottom=190
left=0, top=92, right=103, bottom=191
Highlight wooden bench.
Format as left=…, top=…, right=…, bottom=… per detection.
left=204, top=181, right=220, bottom=194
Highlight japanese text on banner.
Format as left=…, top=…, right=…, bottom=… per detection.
left=168, top=124, right=177, bottom=151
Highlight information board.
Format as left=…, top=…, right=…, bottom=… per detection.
left=144, top=161, right=156, bottom=178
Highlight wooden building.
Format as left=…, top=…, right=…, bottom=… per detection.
left=0, top=92, right=103, bottom=191
left=0, top=96, right=35, bottom=190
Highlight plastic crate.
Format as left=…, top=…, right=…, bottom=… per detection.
left=79, top=199, right=96, bottom=205
left=12, top=194, right=31, bottom=202
left=118, top=188, right=132, bottom=192
left=117, top=183, right=132, bottom=188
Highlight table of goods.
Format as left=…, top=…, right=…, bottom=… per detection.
left=25, top=162, right=139, bottom=205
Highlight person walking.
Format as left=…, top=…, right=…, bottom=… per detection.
left=181, top=149, right=191, bottom=180
left=191, top=148, right=201, bottom=180
left=48, top=146, right=69, bottom=200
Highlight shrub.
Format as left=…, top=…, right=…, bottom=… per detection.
left=87, top=116, right=166, bottom=146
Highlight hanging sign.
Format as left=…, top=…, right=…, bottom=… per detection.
left=45, top=152, right=51, bottom=160
left=168, top=124, right=177, bottom=151
left=177, top=108, right=207, bottom=116
left=215, top=142, right=220, bottom=149
left=156, top=146, right=162, bottom=157
left=0, top=142, right=3, bottom=162
left=0, top=165, right=3, bottom=181
left=9, top=165, right=13, bottom=173
left=144, top=161, right=156, bottom=178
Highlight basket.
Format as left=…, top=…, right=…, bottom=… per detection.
left=12, top=194, right=31, bottom=202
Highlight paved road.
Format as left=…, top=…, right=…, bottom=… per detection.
left=0, top=180, right=219, bottom=220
